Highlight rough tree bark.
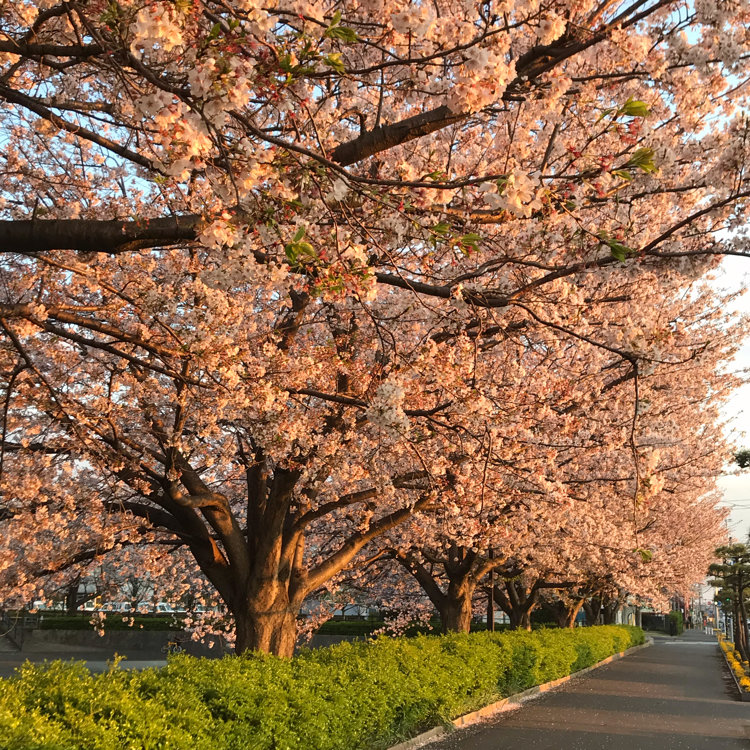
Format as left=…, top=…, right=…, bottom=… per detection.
left=736, top=577, right=750, bottom=662
left=549, top=598, right=584, bottom=629
left=494, top=578, right=578, bottom=630
left=602, top=599, right=620, bottom=625
left=493, top=579, right=539, bottom=631
left=395, top=546, right=502, bottom=633
left=583, top=596, right=602, bottom=626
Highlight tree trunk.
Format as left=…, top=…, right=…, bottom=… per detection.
left=438, top=593, right=474, bottom=633
left=64, top=582, right=79, bottom=615
left=396, top=546, right=480, bottom=634
left=733, top=600, right=746, bottom=659
left=234, top=601, right=298, bottom=657
left=602, top=601, right=619, bottom=625
left=583, top=597, right=602, bottom=626
left=493, top=580, right=538, bottom=631
left=552, top=599, right=583, bottom=628
left=507, top=607, right=533, bottom=630
left=64, top=579, right=88, bottom=614
left=737, top=581, right=750, bottom=662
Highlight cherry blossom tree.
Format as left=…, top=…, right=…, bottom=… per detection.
left=1, top=0, right=749, bottom=655
left=384, top=274, right=737, bottom=632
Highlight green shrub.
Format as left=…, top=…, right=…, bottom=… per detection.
left=314, top=619, right=384, bottom=636
left=38, top=615, right=182, bottom=631
left=0, top=625, right=643, bottom=750
left=667, top=611, right=684, bottom=636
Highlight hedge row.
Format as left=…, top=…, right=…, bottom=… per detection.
left=666, top=611, right=684, bottom=636
left=0, top=625, right=643, bottom=750
left=37, top=615, right=181, bottom=631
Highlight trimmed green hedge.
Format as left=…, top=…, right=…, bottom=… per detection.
left=667, top=611, right=684, bottom=636
left=38, top=615, right=182, bottom=631
left=0, top=625, right=643, bottom=750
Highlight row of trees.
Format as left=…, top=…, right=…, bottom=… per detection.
left=710, top=543, right=750, bottom=660
left=0, top=0, right=748, bottom=654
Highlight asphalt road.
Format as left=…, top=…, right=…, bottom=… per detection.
left=429, top=630, right=750, bottom=750
left=0, top=641, right=170, bottom=679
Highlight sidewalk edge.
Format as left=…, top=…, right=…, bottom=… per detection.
left=386, top=638, right=653, bottom=750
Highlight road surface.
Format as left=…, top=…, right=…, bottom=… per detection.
left=429, top=630, right=750, bottom=750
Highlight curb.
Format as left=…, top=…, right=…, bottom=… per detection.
left=387, top=639, right=653, bottom=750
left=716, top=639, right=750, bottom=702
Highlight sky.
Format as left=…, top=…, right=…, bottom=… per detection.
left=713, top=255, right=750, bottom=541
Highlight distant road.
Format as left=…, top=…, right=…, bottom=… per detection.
left=0, top=644, right=170, bottom=679
left=428, top=630, right=750, bottom=750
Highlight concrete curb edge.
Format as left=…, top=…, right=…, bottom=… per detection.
left=386, top=638, right=653, bottom=750
left=716, top=638, right=750, bottom=702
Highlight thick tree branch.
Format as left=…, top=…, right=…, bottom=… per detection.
left=0, top=216, right=201, bottom=254
left=0, top=84, right=158, bottom=171
left=330, top=105, right=465, bottom=166
left=304, top=494, right=432, bottom=593
left=0, top=40, right=102, bottom=58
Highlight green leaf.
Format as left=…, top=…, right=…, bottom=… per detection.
left=99, top=0, right=122, bottom=26
left=619, top=98, right=650, bottom=118
left=611, top=169, right=632, bottom=181
left=285, top=229, right=317, bottom=268
left=625, top=147, right=658, bottom=174
left=324, top=11, right=358, bottom=42
left=326, top=25, right=358, bottom=42
left=431, top=222, right=450, bottom=236
left=296, top=241, right=315, bottom=258
left=279, top=53, right=294, bottom=73
left=456, top=233, right=481, bottom=255
left=207, top=22, right=221, bottom=41
left=636, top=548, right=653, bottom=563
left=323, top=53, right=346, bottom=73
left=599, top=232, right=633, bottom=262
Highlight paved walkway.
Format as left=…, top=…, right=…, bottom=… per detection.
left=0, top=643, right=169, bottom=679
left=429, top=630, right=750, bottom=750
